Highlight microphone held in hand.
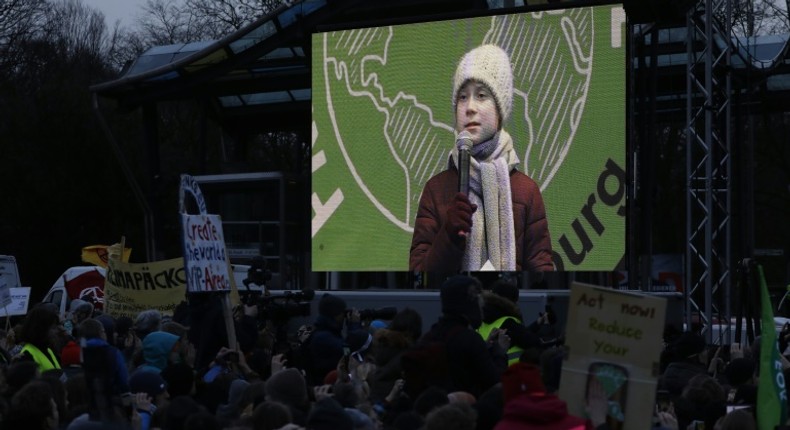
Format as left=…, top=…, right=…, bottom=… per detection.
left=456, top=130, right=473, bottom=195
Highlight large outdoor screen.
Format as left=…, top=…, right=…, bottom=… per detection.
left=311, top=5, right=626, bottom=271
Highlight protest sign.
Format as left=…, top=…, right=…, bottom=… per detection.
left=0, top=255, right=21, bottom=308
left=179, top=174, right=236, bottom=348
left=559, top=282, right=666, bottom=430
left=181, top=213, right=232, bottom=293
left=0, top=288, right=31, bottom=317
left=104, top=258, right=187, bottom=318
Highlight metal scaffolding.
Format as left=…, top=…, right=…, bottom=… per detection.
left=685, top=0, right=732, bottom=342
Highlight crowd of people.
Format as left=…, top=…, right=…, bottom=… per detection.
left=0, top=274, right=774, bottom=430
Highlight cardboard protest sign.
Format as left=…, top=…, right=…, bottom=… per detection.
left=0, top=288, right=31, bottom=317
left=181, top=213, right=233, bottom=292
left=104, top=258, right=187, bottom=318
left=179, top=174, right=237, bottom=348
left=559, top=282, right=667, bottom=430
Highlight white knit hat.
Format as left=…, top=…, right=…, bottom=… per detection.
left=452, top=44, right=514, bottom=125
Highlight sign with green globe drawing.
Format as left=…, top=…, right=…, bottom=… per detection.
left=312, top=5, right=626, bottom=271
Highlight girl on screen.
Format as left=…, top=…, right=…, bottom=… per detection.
left=409, top=44, right=553, bottom=273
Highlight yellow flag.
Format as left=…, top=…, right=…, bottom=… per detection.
left=81, top=245, right=131, bottom=268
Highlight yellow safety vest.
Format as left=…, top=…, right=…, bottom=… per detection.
left=477, top=316, right=525, bottom=366
left=20, top=343, right=61, bottom=372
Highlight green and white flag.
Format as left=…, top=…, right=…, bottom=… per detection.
left=758, top=264, right=788, bottom=430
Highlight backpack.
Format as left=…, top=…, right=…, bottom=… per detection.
left=400, top=325, right=464, bottom=399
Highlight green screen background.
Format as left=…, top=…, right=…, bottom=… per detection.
left=312, top=5, right=626, bottom=271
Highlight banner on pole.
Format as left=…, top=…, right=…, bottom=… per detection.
left=104, top=258, right=187, bottom=318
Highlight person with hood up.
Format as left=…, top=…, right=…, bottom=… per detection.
left=478, top=280, right=541, bottom=365
left=495, top=362, right=597, bottom=430
left=303, top=293, right=361, bottom=385
left=409, top=44, right=553, bottom=273
left=79, top=318, right=129, bottom=395
left=403, top=275, right=509, bottom=399
left=135, top=331, right=180, bottom=374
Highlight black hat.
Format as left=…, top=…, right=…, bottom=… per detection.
left=674, top=332, right=706, bottom=358
left=129, top=370, right=167, bottom=399
left=440, top=275, right=483, bottom=328
left=491, top=280, right=519, bottom=304
left=318, top=293, right=347, bottom=318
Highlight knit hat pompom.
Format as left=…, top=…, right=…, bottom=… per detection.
left=452, top=44, right=514, bottom=124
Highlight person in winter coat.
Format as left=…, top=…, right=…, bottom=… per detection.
left=409, top=44, right=553, bottom=273
left=304, top=293, right=361, bottom=385
left=495, top=362, right=596, bottom=430
left=478, top=281, right=542, bottom=365
left=79, top=318, right=129, bottom=395
left=13, top=306, right=62, bottom=373
left=135, top=331, right=180, bottom=374
left=369, top=308, right=423, bottom=401
left=403, top=275, right=509, bottom=399
left=658, top=332, right=709, bottom=398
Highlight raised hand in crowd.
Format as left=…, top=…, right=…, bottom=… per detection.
left=487, top=327, right=511, bottom=351
left=707, top=345, right=724, bottom=376
left=655, top=403, right=679, bottom=430
left=184, top=341, right=196, bottom=368
left=271, top=353, right=287, bottom=374
left=134, top=391, right=153, bottom=414
left=730, top=342, right=744, bottom=360
left=385, top=378, right=405, bottom=404
left=313, top=384, right=333, bottom=401
left=347, top=308, right=361, bottom=325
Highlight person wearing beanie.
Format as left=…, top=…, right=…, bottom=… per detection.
left=216, top=378, right=250, bottom=426
left=128, top=370, right=169, bottom=430
left=60, top=340, right=82, bottom=377
left=495, top=362, right=595, bottom=430
left=402, top=275, right=508, bottom=399
left=265, top=368, right=310, bottom=425
left=410, top=43, right=553, bottom=273
left=303, top=293, right=362, bottom=385
left=79, top=318, right=130, bottom=395
left=478, top=279, right=541, bottom=365
left=134, top=309, right=163, bottom=340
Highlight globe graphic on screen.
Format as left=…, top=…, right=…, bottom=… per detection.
left=320, top=9, right=594, bottom=233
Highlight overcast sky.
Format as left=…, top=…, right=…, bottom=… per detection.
left=82, top=0, right=147, bottom=29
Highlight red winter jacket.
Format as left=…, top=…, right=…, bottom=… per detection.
left=409, top=167, right=553, bottom=272
left=494, top=393, right=593, bottom=430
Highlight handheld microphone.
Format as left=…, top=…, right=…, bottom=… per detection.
left=456, top=131, right=473, bottom=195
